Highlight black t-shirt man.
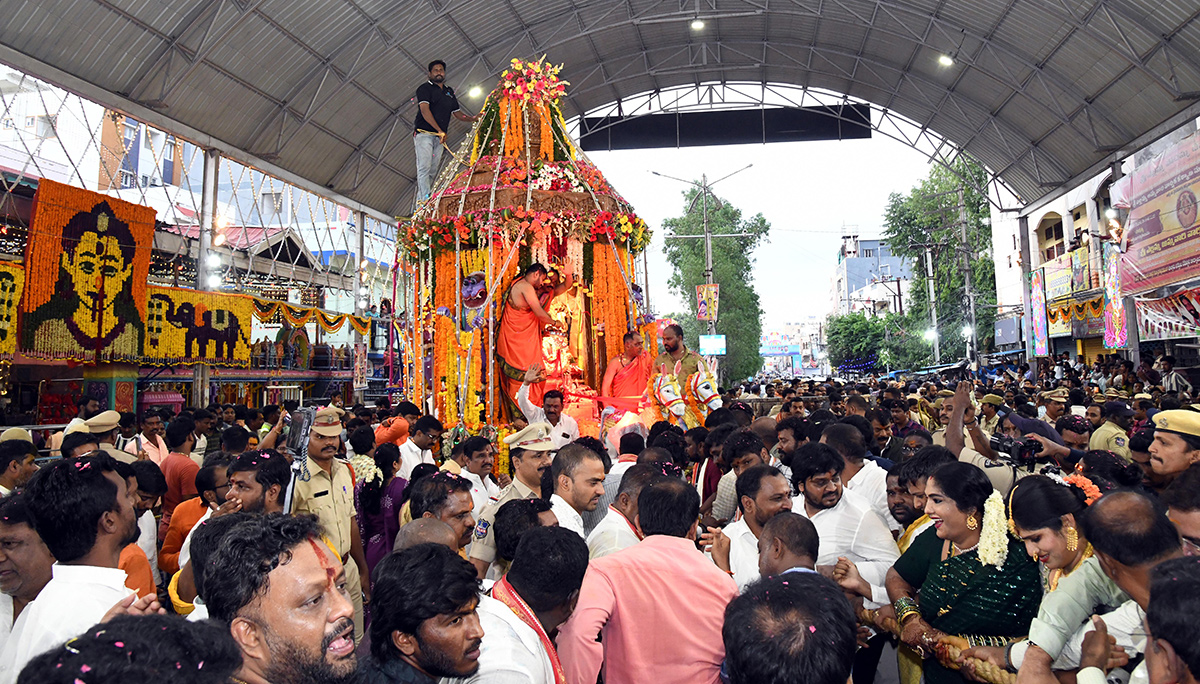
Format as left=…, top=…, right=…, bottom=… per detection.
left=414, top=80, right=461, bottom=134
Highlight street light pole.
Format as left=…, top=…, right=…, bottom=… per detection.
left=654, top=165, right=755, bottom=337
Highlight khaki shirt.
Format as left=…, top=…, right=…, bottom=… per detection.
left=979, top=413, right=1000, bottom=436
left=101, top=443, right=136, bottom=464
left=291, top=457, right=355, bottom=557
left=653, top=349, right=703, bottom=384
left=931, top=428, right=946, bottom=447
left=1089, top=421, right=1131, bottom=461
left=468, top=477, right=538, bottom=565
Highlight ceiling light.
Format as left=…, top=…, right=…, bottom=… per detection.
left=358, top=286, right=369, bottom=296
left=205, top=253, right=221, bottom=268
left=468, top=86, right=483, bottom=98
left=1105, top=208, right=1118, bottom=219
left=213, top=233, right=226, bottom=247
left=691, top=18, right=705, bottom=30
left=360, top=259, right=370, bottom=269
left=938, top=54, right=955, bottom=67
left=206, top=274, right=222, bottom=288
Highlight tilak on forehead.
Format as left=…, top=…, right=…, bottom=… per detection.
left=306, top=537, right=336, bottom=589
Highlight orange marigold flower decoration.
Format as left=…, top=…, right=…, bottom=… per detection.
left=1064, top=471, right=1103, bottom=505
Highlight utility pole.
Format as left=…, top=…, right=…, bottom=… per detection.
left=654, top=165, right=755, bottom=338
left=925, top=248, right=941, bottom=364
left=959, top=187, right=978, bottom=367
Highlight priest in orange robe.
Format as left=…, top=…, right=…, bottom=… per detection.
left=497, top=262, right=572, bottom=417
left=601, top=330, right=655, bottom=411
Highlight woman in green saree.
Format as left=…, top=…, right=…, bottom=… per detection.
left=886, top=461, right=1042, bottom=684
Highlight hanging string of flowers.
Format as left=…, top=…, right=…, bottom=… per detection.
left=250, top=297, right=371, bottom=334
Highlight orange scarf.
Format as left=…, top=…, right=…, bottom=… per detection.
left=490, top=576, right=568, bottom=684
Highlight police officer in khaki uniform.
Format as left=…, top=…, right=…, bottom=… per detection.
left=1089, top=400, right=1134, bottom=461
left=87, top=410, right=136, bottom=464
left=290, top=406, right=370, bottom=641
left=468, top=423, right=555, bottom=578
left=1040, top=387, right=1069, bottom=425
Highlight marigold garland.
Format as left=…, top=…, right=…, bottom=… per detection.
left=143, top=286, right=254, bottom=368
left=21, top=179, right=156, bottom=363
left=0, top=261, right=25, bottom=360
left=250, top=297, right=371, bottom=334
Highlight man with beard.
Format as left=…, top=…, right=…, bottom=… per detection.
left=1056, top=415, right=1093, bottom=452
left=702, top=464, right=793, bottom=589
left=207, top=514, right=357, bottom=684
left=0, top=495, right=54, bottom=649
left=0, top=454, right=158, bottom=682
left=47, top=396, right=100, bottom=459
left=548, top=443, right=606, bottom=538
left=226, top=449, right=291, bottom=514
left=412, top=60, right=479, bottom=201
left=292, top=407, right=370, bottom=642
left=469, top=423, right=555, bottom=578
left=362, top=543, right=484, bottom=683
left=789, top=443, right=898, bottom=605
left=885, top=467, right=920, bottom=538
left=463, top=527, right=588, bottom=684
left=653, top=324, right=704, bottom=385
left=173, top=455, right=238, bottom=572
left=587, top=464, right=654, bottom=559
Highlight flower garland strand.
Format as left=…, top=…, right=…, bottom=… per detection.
left=977, top=490, right=1009, bottom=568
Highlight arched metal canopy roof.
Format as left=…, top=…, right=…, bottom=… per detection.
left=2, top=0, right=1200, bottom=217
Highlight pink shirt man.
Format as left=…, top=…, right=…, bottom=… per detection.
left=557, top=534, right=738, bottom=684
left=124, top=432, right=168, bottom=466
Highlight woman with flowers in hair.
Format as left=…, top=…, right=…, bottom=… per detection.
left=886, top=461, right=1042, bottom=684
left=959, top=469, right=1130, bottom=678
left=352, top=443, right=407, bottom=578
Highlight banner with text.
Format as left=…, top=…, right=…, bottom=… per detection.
left=1111, top=135, right=1200, bottom=294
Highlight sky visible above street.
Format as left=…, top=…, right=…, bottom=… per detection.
left=588, top=134, right=936, bottom=331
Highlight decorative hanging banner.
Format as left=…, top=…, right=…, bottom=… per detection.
left=1030, top=269, right=1049, bottom=356
left=1102, top=242, right=1128, bottom=348
left=696, top=283, right=719, bottom=321
left=1135, top=286, right=1200, bottom=342
left=250, top=297, right=371, bottom=334
left=0, top=262, right=25, bottom=359
left=20, top=180, right=156, bottom=363
left=354, top=343, right=369, bottom=390
left=144, top=286, right=254, bottom=367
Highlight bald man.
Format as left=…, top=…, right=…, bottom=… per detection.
left=393, top=518, right=458, bottom=553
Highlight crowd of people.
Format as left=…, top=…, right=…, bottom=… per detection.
left=1, top=360, right=1199, bottom=684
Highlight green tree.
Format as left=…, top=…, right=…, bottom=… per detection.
left=662, top=188, right=769, bottom=383
left=882, top=156, right=996, bottom=364
left=826, top=312, right=885, bottom=372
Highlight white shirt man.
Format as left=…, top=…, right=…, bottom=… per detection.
left=136, top=509, right=160, bottom=587
left=720, top=516, right=762, bottom=590
left=462, top=594, right=556, bottom=683
left=462, top=470, right=501, bottom=521
left=549, top=494, right=585, bottom=538
left=397, top=438, right=436, bottom=481
left=844, top=458, right=901, bottom=534
left=0, top=593, right=12, bottom=652
left=585, top=506, right=640, bottom=559
left=793, top=487, right=899, bottom=606
left=516, top=384, right=579, bottom=450
left=0, top=564, right=133, bottom=683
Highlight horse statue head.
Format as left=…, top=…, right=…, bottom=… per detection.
left=651, top=362, right=687, bottom=420
left=686, top=358, right=723, bottom=413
